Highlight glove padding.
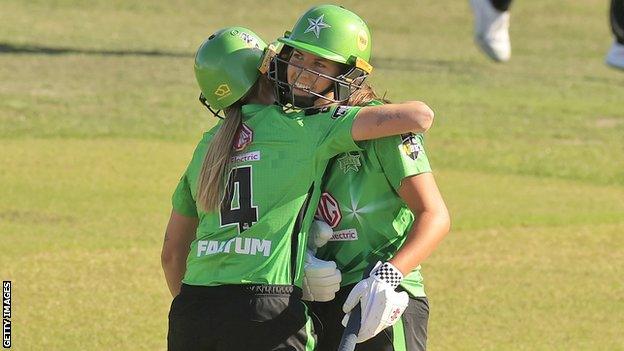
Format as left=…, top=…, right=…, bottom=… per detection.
left=307, top=220, right=334, bottom=252
left=341, top=261, right=409, bottom=343
left=302, top=250, right=341, bottom=302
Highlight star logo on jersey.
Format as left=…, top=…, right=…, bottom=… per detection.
left=337, top=152, right=361, bottom=173
left=344, top=186, right=394, bottom=226
left=304, top=14, right=331, bottom=39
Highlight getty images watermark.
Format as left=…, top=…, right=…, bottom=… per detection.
left=2, top=281, right=10, bottom=349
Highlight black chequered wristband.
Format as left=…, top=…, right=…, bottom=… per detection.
left=371, top=262, right=403, bottom=289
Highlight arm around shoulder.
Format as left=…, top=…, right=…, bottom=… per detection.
left=351, top=101, right=434, bottom=141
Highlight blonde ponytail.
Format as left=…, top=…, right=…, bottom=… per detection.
left=196, top=75, right=273, bottom=212
left=196, top=104, right=242, bottom=212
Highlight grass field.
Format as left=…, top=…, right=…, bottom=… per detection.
left=1, top=0, right=623, bottom=350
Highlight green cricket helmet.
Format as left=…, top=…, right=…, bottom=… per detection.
left=194, top=26, right=267, bottom=117
left=268, top=5, right=373, bottom=109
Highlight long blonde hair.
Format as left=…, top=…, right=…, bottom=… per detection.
left=196, top=75, right=273, bottom=212
left=347, top=82, right=390, bottom=106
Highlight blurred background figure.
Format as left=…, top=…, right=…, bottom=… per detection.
left=470, top=0, right=513, bottom=62
left=606, top=0, right=624, bottom=69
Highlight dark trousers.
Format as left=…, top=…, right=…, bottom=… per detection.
left=612, top=0, right=624, bottom=44
left=168, top=284, right=316, bottom=351
left=309, top=284, right=429, bottom=351
left=490, top=0, right=513, bottom=12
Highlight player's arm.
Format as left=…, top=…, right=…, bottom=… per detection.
left=161, top=210, right=198, bottom=297
left=388, top=173, right=451, bottom=275
left=351, top=101, right=434, bottom=141
left=341, top=173, right=449, bottom=343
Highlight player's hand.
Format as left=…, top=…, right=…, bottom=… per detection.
left=341, top=261, right=409, bottom=343
left=307, top=220, right=334, bottom=252
left=302, top=250, right=342, bottom=302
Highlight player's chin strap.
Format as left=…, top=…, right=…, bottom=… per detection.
left=198, top=93, right=225, bottom=119
left=292, top=94, right=319, bottom=109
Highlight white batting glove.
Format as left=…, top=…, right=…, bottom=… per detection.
left=341, top=261, right=409, bottom=343
left=307, top=220, right=334, bottom=252
left=302, top=250, right=342, bottom=302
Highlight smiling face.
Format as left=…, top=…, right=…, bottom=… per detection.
left=286, top=49, right=342, bottom=105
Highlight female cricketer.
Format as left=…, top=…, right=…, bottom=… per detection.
left=268, top=5, right=451, bottom=351
left=161, top=25, right=436, bottom=351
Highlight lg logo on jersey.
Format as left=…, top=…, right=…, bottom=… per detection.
left=233, top=123, right=253, bottom=151
left=316, top=192, right=341, bottom=228
left=316, top=192, right=359, bottom=241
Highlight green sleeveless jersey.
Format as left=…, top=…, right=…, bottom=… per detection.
left=315, top=131, right=431, bottom=297
left=172, top=104, right=363, bottom=288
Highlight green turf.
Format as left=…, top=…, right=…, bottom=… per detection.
left=1, top=0, right=623, bottom=350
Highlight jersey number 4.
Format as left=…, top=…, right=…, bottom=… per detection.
left=220, top=166, right=258, bottom=233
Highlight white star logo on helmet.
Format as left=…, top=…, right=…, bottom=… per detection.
left=304, top=14, right=331, bottom=38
